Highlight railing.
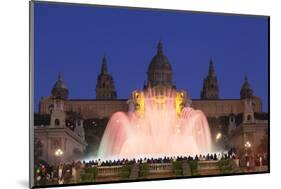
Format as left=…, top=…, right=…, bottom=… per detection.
left=197, top=160, right=219, bottom=170
left=95, top=160, right=220, bottom=177
left=256, top=120, right=268, bottom=124
left=148, top=163, right=173, bottom=173
left=96, top=163, right=174, bottom=176
left=97, top=165, right=122, bottom=176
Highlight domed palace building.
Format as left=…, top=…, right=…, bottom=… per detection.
left=36, top=41, right=268, bottom=158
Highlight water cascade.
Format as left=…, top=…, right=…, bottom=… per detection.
left=98, top=88, right=212, bottom=159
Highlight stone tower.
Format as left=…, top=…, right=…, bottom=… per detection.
left=50, top=100, right=66, bottom=127
left=228, top=113, right=236, bottom=135
left=51, top=73, right=69, bottom=100
left=243, top=98, right=255, bottom=123
left=144, top=41, right=174, bottom=89
left=200, top=59, right=219, bottom=99
left=96, top=56, right=117, bottom=99
left=240, top=75, right=254, bottom=99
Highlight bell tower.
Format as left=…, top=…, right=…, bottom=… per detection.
left=200, top=59, right=219, bottom=99
left=95, top=56, right=117, bottom=99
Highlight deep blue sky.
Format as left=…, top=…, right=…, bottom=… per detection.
left=34, top=2, right=268, bottom=112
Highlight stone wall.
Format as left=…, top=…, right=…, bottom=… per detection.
left=39, top=97, right=263, bottom=119
left=39, top=98, right=128, bottom=119
left=34, top=127, right=87, bottom=165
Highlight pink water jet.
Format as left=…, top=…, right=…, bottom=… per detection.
left=98, top=88, right=212, bottom=159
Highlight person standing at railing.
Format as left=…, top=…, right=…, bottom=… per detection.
left=246, top=159, right=250, bottom=172
left=214, top=153, right=218, bottom=160
left=58, top=164, right=64, bottom=184
left=71, top=162, right=77, bottom=183
left=97, top=159, right=102, bottom=166
left=259, top=155, right=263, bottom=167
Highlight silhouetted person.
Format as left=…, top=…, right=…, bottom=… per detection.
left=214, top=154, right=218, bottom=160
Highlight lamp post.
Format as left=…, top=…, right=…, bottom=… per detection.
left=54, top=148, right=64, bottom=164
left=244, top=141, right=251, bottom=149
left=215, top=132, right=222, bottom=150
left=244, top=141, right=252, bottom=172
left=244, top=141, right=252, bottom=156
left=216, top=132, right=222, bottom=141
left=55, top=148, right=64, bottom=156
left=54, top=148, right=64, bottom=183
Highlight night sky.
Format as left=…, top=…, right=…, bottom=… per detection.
left=34, top=2, right=269, bottom=112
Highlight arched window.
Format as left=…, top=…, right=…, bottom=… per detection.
left=55, top=119, right=60, bottom=126
left=247, top=115, right=252, bottom=121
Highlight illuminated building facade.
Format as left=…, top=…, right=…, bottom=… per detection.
left=37, top=42, right=268, bottom=156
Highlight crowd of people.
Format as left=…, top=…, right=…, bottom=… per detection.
left=34, top=151, right=267, bottom=186
left=78, top=152, right=237, bottom=168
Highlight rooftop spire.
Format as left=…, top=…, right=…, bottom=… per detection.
left=157, top=40, right=164, bottom=56
left=58, top=72, right=63, bottom=81
left=96, top=55, right=117, bottom=99
left=208, top=59, right=215, bottom=76
left=240, top=74, right=253, bottom=99
left=242, top=74, right=250, bottom=88
left=101, top=56, right=108, bottom=74
left=200, top=59, right=219, bottom=99
left=244, top=74, right=248, bottom=82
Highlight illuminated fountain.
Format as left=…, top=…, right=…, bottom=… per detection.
left=98, top=87, right=212, bottom=159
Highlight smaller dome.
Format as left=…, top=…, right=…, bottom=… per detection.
left=51, top=73, right=69, bottom=100
left=53, top=79, right=67, bottom=89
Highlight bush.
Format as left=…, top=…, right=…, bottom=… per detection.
left=120, top=170, right=130, bottom=179
left=120, top=165, right=131, bottom=179
left=172, top=161, right=182, bottom=170
left=85, top=167, right=97, bottom=175
left=81, top=173, right=94, bottom=183
left=80, top=167, right=97, bottom=182
left=218, top=159, right=230, bottom=167
left=172, top=161, right=183, bottom=176
left=218, top=159, right=232, bottom=174
left=174, top=169, right=182, bottom=176
left=188, top=160, right=198, bottom=171
left=139, top=163, right=149, bottom=178
left=188, top=160, right=198, bottom=176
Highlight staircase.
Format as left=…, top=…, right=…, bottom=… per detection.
left=197, top=161, right=220, bottom=176
left=182, top=160, right=191, bottom=176
left=129, top=164, right=140, bottom=179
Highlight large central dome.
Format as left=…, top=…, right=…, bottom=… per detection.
left=146, top=41, right=173, bottom=88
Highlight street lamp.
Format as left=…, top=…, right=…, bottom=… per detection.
left=55, top=148, right=64, bottom=156
left=54, top=148, right=64, bottom=166
left=244, top=141, right=252, bottom=171
left=216, top=132, right=222, bottom=141
left=244, top=141, right=252, bottom=157
left=244, top=141, right=251, bottom=149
